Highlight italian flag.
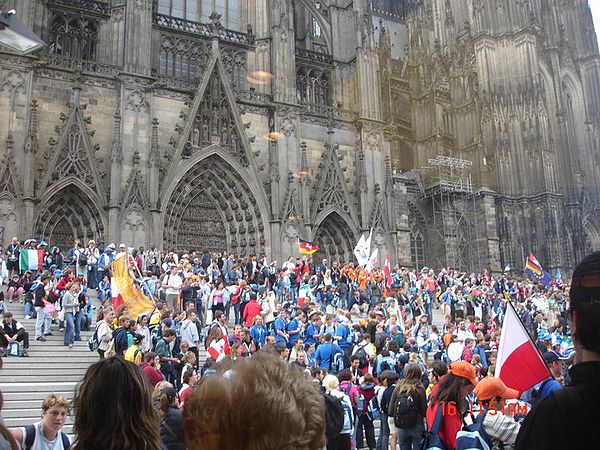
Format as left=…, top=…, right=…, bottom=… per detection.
left=19, top=249, right=45, bottom=271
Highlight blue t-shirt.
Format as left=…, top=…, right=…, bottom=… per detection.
left=250, top=325, right=267, bottom=347
left=335, top=324, right=350, bottom=348
left=287, top=318, right=300, bottom=346
left=314, top=342, right=343, bottom=370
left=536, top=377, right=561, bottom=401
left=306, top=323, right=320, bottom=346
left=274, top=317, right=288, bottom=344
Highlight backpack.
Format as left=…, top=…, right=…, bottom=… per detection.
left=421, top=404, right=448, bottom=450
left=393, top=390, right=421, bottom=429
left=88, top=327, right=99, bottom=351
left=330, top=351, right=345, bottom=374
left=352, top=345, right=369, bottom=369
left=24, top=424, right=71, bottom=450
left=344, top=383, right=365, bottom=413
left=367, top=394, right=381, bottom=421
left=455, top=410, right=492, bottom=450
left=323, top=393, right=345, bottom=438
left=6, top=341, right=21, bottom=357
left=528, top=378, right=551, bottom=409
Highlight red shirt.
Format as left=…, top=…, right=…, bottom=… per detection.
left=243, top=300, right=262, bottom=327
left=141, top=363, right=164, bottom=387
left=426, top=402, right=462, bottom=450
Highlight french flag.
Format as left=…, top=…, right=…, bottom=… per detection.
left=495, top=302, right=551, bottom=394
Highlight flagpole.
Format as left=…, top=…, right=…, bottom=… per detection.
left=126, top=249, right=159, bottom=307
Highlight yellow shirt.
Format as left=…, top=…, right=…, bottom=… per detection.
left=124, top=344, right=143, bottom=364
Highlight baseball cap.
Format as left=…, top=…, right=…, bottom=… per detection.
left=162, top=318, right=173, bottom=328
left=543, top=350, right=566, bottom=364
left=474, top=377, right=519, bottom=401
left=448, top=361, right=478, bottom=387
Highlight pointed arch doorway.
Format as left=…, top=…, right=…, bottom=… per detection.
left=162, top=151, right=268, bottom=255
left=35, top=183, right=105, bottom=250
left=313, top=210, right=357, bottom=263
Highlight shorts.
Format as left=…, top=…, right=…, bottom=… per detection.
left=6, top=260, right=18, bottom=271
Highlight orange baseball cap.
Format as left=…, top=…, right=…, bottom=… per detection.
left=474, top=377, right=519, bottom=401
left=448, top=361, right=478, bottom=387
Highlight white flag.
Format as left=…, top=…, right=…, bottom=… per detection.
left=353, top=234, right=368, bottom=266
left=365, top=248, right=378, bottom=272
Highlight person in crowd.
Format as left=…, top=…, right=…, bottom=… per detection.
left=157, top=386, right=185, bottom=450
left=9, top=394, right=70, bottom=449
left=183, top=352, right=325, bottom=450
left=426, top=361, right=477, bottom=450
left=388, top=363, right=427, bottom=450
left=70, top=357, right=162, bottom=450
left=124, top=333, right=145, bottom=364
left=0, top=312, right=29, bottom=357
left=356, top=373, right=378, bottom=450
left=61, top=281, right=79, bottom=348
left=471, top=376, right=521, bottom=449
left=377, top=370, right=399, bottom=450
left=141, top=352, right=165, bottom=387
left=515, top=252, right=600, bottom=449
left=162, top=265, right=183, bottom=313
left=33, top=273, right=52, bottom=341
left=323, top=373, right=354, bottom=450
left=95, top=307, right=114, bottom=359
left=314, top=333, right=343, bottom=371
left=178, top=368, right=198, bottom=406
left=0, top=388, right=19, bottom=450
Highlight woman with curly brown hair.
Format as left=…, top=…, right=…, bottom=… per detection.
left=71, top=356, right=162, bottom=450
left=184, top=352, right=325, bottom=450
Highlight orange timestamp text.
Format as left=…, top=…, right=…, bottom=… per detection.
left=439, top=401, right=529, bottom=416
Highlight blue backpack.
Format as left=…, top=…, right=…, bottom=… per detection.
left=421, top=404, right=448, bottom=450
left=455, top=410, right=492, bottom=450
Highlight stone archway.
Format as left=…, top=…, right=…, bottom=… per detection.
left=313, top=210, right=357, bottom=263
left=35, top=183, right=105, bottom=250
left=163, top=154, right=266, bottom=255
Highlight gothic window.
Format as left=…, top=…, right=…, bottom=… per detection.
left=296, top=66, right=331, bottom=106
left=409, top=206, right=425, bottom=270
left=159, top=36, right=209, bottom=78
left=158, top=0, right=240, bottom=30
left=48, top=13, right=98, bottom=60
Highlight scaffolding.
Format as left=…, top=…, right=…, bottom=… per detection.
left=419, top=156, right=482, bottom=272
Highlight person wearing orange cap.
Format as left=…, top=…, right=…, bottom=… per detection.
left=469, top=377, right=522, bottom=449
left=426, top=361, right=477, bottom=450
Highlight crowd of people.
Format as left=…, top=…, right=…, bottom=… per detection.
left=0, top=236, right=598, bottom=450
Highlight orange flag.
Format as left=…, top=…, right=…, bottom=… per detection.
left=111, top=253, right=155, bottom=320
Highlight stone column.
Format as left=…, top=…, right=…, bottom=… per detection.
left=124, top=0, right=153, bottom=76
left=22, top=100, right=38, bottom=236
left=269, top=0, right=296, bottom=104
left=108, top=111, right=124, bottom=243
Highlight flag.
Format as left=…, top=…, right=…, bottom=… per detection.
left=111, top=253, right=155, bottom=321
left=495, top=302, right=551, bottom=394
left=365, top=248, right=378, bottom=272
left=555, top=268, right=562, bottom=281
left=503, top=264, right=511, bottom=273
left=298, top=239, right=319, bottom=255
left=524, top=253, right=551, bottom=286
left=19, top=249, right=44, bottom=271
left=207, top=336, right=231, bottom=362
left=353, top=234, right=368, bottom=265
left=383, top=255, right=393, bottom=290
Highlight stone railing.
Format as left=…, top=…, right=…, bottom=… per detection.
left=47, top=0, right=110, bottom=17
left=153, top=13, right=254, bottom=47
left=40, top=53, right=121, bottom=77
left=235, top=88, right=272, bottom=105
left=299, top=102, right=358, bottom=122
left=295, top=47, right=333, bottom=65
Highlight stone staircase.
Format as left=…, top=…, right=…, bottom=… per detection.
left=0, top=309, right=97, bottom=436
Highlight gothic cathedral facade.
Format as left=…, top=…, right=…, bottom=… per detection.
left=0, top=0, right=599, bottom=274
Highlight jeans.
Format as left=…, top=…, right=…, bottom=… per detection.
left=424, top=302, right=432, bottom=324
left=64, top=312, right=75, bottom=346
left=356, top=413, right=376, bottom=449
left=396, top=422, right=425, bottom=450
left=75, top=310, right=82, bottom=340
left=87, top=264, right=98, bottom=289
left=34, top=307, right=49, bottom=338
left=376, top=412, right=391, bottom=450
left=24, top=302, right=34, bottom=318
left=233, top=302, right=242, bottom=325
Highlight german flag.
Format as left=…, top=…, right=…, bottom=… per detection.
left=298, top=239, right=319, bottom=255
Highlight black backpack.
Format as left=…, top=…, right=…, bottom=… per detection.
left=353, top=345, right=369, bottom=369
left=323, top=393, right=345, bottom=438
left=393, top=390, right=421, bottom=429
left=529, top=378, right=551, bottom=409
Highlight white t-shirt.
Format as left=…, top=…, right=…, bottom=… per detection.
left=164, top=273, right=183, bottom=295
left=20, top=422, right=70, bottom=450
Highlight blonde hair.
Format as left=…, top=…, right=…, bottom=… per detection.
left=152, top=381, right=174, bottom=403
left=322, top=374, right=340, bottom=392
left=184, top=353, right=325, bottom=450
left=42, top=394, right=70, bottom=414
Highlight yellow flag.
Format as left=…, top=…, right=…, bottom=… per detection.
left=111, top=253, right=155, bottom=320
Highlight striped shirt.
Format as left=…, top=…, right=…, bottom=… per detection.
left=465, top=404, right=521, bottom=449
